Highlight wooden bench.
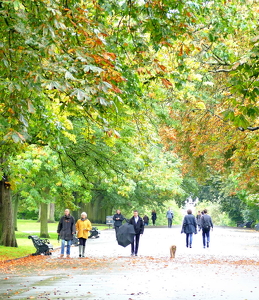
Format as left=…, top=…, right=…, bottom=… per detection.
left=28, top=235, right=53, bottom=255
left=89, top=227, right=100, bottom=238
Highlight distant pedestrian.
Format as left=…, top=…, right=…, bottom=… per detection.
left=129, top=210, right=144, bottom=256
left=181, top=209, right=197, bottom=248
left=166, top=208, right=174, bottom=228
left=151, top=210, right=157, bottom=226
left=76, top=212, right=92, bottom=258
left=57, top=209, right=75, bottom=258
left=196, top=211, right=202, bottom=231
left=200, top=209, right=213, bottom=248
left=113, top=209, right=125, bottom=239
left=143, top=215, right=149, bottom=226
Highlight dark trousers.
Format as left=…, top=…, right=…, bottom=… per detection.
left=168, top=218, right=172, bottom=228
left=114, top=226, right=120, bottom=239
left=131, top=234, right=140, bottom=255
left=79, top=237, right=87, bottom=246
left=152, top=219, right=156, bottom=225
left=202, top=228, right=210, bottom=246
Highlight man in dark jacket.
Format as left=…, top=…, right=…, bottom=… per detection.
left=57, top=209, right=75, bottom=258
left=143, top=215, right=149, bottom=226
left=200, top=209, right=213, bottom=248
left=129, top=210, right=144, bottom=256
left=113, top=209, right=125, bottom=239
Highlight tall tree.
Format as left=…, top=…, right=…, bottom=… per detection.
left=3, top=0, right=257, bottom=245
left=159, top=1, right=259, bottom=196
left=0, top=0, right=131, bottom=245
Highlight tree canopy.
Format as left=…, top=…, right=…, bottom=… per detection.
left=1, top=0, right=259, bottom=245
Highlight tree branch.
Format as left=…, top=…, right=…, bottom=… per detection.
left=209, top=69, right=232, bottom=73
left=238, top=126, right=259, bottom=132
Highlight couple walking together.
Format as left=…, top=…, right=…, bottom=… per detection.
left=57, top=209, right=92, bottom=258
left=181, top=209, right=213, bottom=248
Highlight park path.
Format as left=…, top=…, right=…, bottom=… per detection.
left=0, top=226, right=259, bottom=300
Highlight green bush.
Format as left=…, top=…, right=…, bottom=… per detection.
left=195, top=201, right=235, bottom=226
left=17, top=211, right=38, bottom=220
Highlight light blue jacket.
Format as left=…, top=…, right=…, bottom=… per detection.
left=166, top=210, right=173, bottom=219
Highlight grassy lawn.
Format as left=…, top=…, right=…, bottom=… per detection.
left=0, top=220, right=108, bottom=261
left=17, top=219, right=59, bottom=233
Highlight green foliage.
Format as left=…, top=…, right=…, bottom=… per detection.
left=17, top=210, right=38, bottom=221
left=186, top=175, right=259, bottom=225
left=163, top=200, right=184, bottom=226
left=11, top=145, right=90, bottom=211
left=174, top=176, right=200, bottom=208
left=1, top=0, right=189, bottom=227
left=2, top=0, right=259, bottom=239
left=195, top=201, right=236, bottom=227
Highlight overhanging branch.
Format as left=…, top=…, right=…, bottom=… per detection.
left=238, top=126, right=259, bottom=132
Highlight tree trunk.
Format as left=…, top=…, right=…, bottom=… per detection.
left=40, top=202, right=49, bottom=238
left=37, top=204, right=41, bottom=222
left=48, top=203, right=55, bottom=223
left=83, top=202, right=94, bottom=221
left=71, top=202, right=84, bottom=222
left=71, top=192, right=82, bottom=221
left=13, top=193, right=19, bottom=231
left=82, top=191, right=113, bottom=223
left=0, top=179, right=18, bottom=247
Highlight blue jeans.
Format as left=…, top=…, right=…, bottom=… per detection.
left=61, top=239, right=72, bottom=255
left=202, top=229, right=210, bottom=247
left=186, top=233, right=193, bottom=247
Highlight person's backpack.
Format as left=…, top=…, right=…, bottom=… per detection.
left=202, top=215, right=210, bottom=229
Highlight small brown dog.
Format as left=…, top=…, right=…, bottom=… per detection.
left=170, top=245, right=176, bottom=258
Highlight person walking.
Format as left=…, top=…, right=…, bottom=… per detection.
left=166, top=208, right=174, bottom=228
left=129, top=210, right=144, bottom=256
left=113, top=209, right=125, bottom=239
left=196, top=211, right=202, bottom=231
left=143, top=215, right=149, bottom=226
left=181, top=209, right=197, bottom=248
left=57, top=209, right=75, bottom=258
left=151, top=210, right=157, bottom=226
left=200, top=209, right=213, bottom=248
left=76, top=212, right=92, bottom=258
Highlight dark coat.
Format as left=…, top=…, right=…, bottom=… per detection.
left=143, top=215, right=149, bottom=224
left=151, top=212, right=157, bottom=221
left=200, top=214, right=213, bottom=230
left=113, top=213, right=124, bottom=227
left=129, top=216, right=144, bottom=235
left=181, top=214, right=197, bottom=234
left=57, top=214, right=76, bottom=240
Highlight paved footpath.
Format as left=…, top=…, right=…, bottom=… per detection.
left=0, top=226, right=259, bottom=300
